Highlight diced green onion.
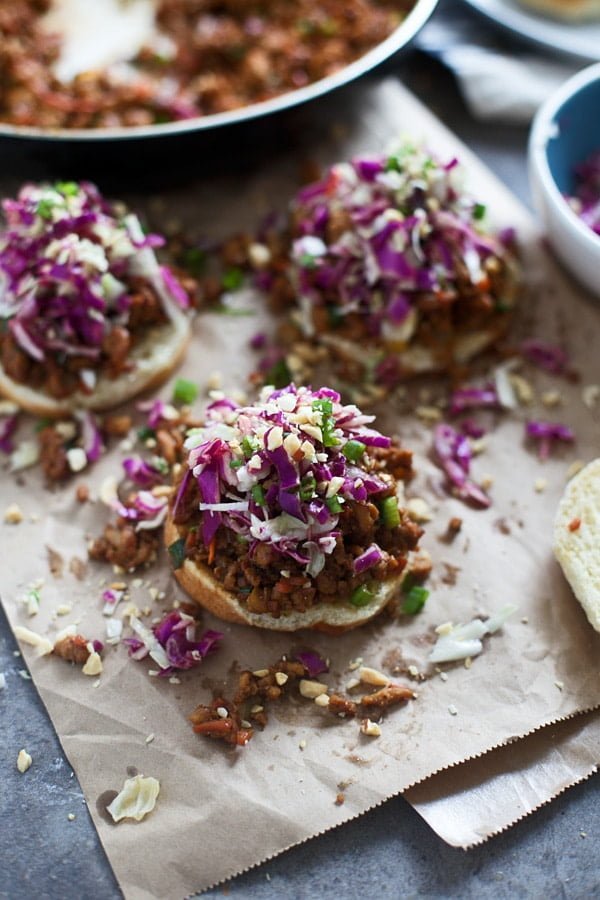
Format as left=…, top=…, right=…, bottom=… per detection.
left=221, top=267, right=244, bottom=291
left=312, top=399, right=333, bottom=415
left=380, top=496, right=400, bottom=528
left=350, top=583, right=375, bottom=607
left=251, top=485, right=266, bottom=506
left=137, top=426, right=156, bottom=443
left=473, top=203, right=486, bottom=221
left=402, top=585, right=429, bottom=615
left=36, top=198, right=56, bottom=220
left=230, top=459, right=243, bottom=470
left=298, top=253, right=318, bottom=269
left=172, top=378, right=198, bottom=405
left=299, top=474, right=317, bottom=501
left=55, top=181, right=78, bottom=197
left=182, top=247, right=207, bottom=277
left=342, top=440, right=366, bottom=463
left=265, top=358, right=292, bottom=389
left=326, top=495, right=343, bottom=514
left=35, top=417, right=53, bottom=432
left=322, top=422, right=339, bottom=447
left=168, top=538, right=186, bottom=570
left=241, top=435, right=259, bottom=458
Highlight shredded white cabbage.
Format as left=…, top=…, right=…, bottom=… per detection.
left=429, top=604, right=518, bottom=664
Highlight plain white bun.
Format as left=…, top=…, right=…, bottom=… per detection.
left=165, top=516, right=402, bottom=633
left=0, top=299, right=190, bottom=418
left=553, top=458, right=600, bottom=633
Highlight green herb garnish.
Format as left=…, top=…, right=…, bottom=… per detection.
left=402, top=585, right=429, bottom=615
left=251, top=485, right=266, bottom=506
left=349, top=583, right=375, bottom=608
left=221, top=267, right=244, bottom=291
left=342, top=440, right=366, bottom=463
left=172, top=378, right=198, bottom=405
left=168, top=538, right=186, bottom=570
left=473, top=203, right=486, bottom=221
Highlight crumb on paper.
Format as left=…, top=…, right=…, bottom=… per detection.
left=358, top=666, right=390, bottom=687
left=566, top=459, right=585, bottom=481
left=534, top=478, right=547, bottom=493
left=348, top=657, right=363, bottom=671
left=82, top=650, right=103, bottom=677
left=169, top=676, right=181, bottom=685
left=275, top=672, right=288, bottom=686
left=448, top=704, right=458, bottom=716
left=541, top=390, right=562, bottom=408
left=107, top=775, right=160, bottom=823
left=66, top=447, right=87, bottom=473
left=55, top=604, right=72, bottom=616
left=521, top=617, right=529, bottom=624
left=67, top=813, right=76, bottom=821
left=439, top=671, right=448, bottom=682
left=464, top=657, right=472, bottom=669
left=13, top=625, right=53, bottom=657
left=509, top=373, right=534, bottom=404
left=406, top=497, right=433, bottom=523
left=10, top=440, right=39, bottom=472
left=408, top=665, right=419, bottom=678
left=415, top=405, right=442, bottom=424
left=582, top=384, right=599, bottom=409
left=0, top=673, right=5, bottom=690
left=75, top=484, right=89, bottom=503
left=555, top=681, right=564, bottom=691
left=4, top=503, right=24, bottom=524
left=145, top=734, right=155, bottom=744
left=345, top=677, right=360, bottom=691
left=17, top=749, right=32, bottom=773
left=299, top=679, right=328, bottom=699
left=314, top=693, right=330, bottom=708
left=18, top=670, right=31, bottom=680
left=335, top=792, right=345, bottom=806
left=435, top=622, right=454, bottom=637
left=360, top=719, right=381, bottom=737
left=298, top=739, right=307, bottom=751
left=580, top=831, right=587, bottom=839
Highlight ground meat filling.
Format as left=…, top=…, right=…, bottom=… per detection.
left=0, top=0, right=412, bottom=130
left=0, top=277, right=168, bottom=399
left=173, top=442, right=422, bottom=617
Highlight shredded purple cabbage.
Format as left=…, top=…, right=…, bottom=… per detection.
left=113, top=490, right=168, bottom=530
left=181, top=384, right=396, bottom=576
left=126, top=609, right=223, bottom=675
left=520, top=339, right=569, bottom=375
left=0, top=411, right=19, bottom=454
left=0, top=182, right=189, bottom=382
left=122, top=456, right=165, bottom=488
left=286, top=144, right=513, bottom=343
left=294, top=650, right=329, bottom=677
left=433, top=423, right=491, bottom=508
left=525, top=420, right=575, bottom=460
left=449, top=385, right=500, bottom=416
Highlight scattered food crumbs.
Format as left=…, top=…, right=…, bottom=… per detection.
left=13, top=625, right=53, bottom=657
left=408, top=665, right=419, bottom=678
left=521, top=617, right=529, bottom=624
left=416, top=405, right=442, bottom=423
left=335, top=793, right=345, bottom=805
left=435, top=622, right=454, bottom=637
left=148, top=670, right=159, bottom=677
left=216, top=706, right=229, bottom=719
left=4, top=503, right=23, bottom=524
left=299, top=679, right=328, bottom=699
left=17, top=749, right=32, bottom=773
left=82, top=650, right=103, bottom=677
left=107, top=775, right=160, bottom=823
left=345, top=678, right=360, bottom=691
left=358, top=666, right=389, bottom=687
left=75, top=484, right=89, bottom=503
left=448, top=704, right=458, bottom=716
left=568, top=517, right=581, bottom=532
left=534, top=478, right=547, bottom=493
left=66, top=447, right=87, bottom=473
left=145, top=734, right=155, bottom=745
left=206, top=371, right=222, bottom=391
left=360, top=719, right=381, bottom=737
left=67, top=813, right=76, bottom=821
left=169, top=676, right=181, bottom=685
left=580, top=831, right=587, bottom=839
left=541, top=390, right=562, bottom=407
left=406, top=497, right=433, bottom=523
left=0, top=673, right=5, bottom=689
left=56, top=604, right=72, bottom=616
left=299, top=739, right=307, bottom=751
left=464, top=657, right=472, bottom=669
left=132, top=578, right=143, bottom=589
left=275, top=672, right=288, bottom=686
left=555, top=681, right=564, bottom=691
left=311, top=693, right=328, bottom=709
left=92, top=679, right=101, bottom=688
left=348, top=657, right=363, bottom=671
left=439, top=672, right=448, bottom=682
left=582, top=384, right=599, bottom=409
left=481, top=474, right=494, bottom=490
left=509, top=373, right=534, bottom=404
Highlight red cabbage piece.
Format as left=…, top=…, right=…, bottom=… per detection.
left=0, top=412, right=19, bottom=454
left=433, top=423, right=491, bottom=508
left=525, top=420, right=575, bottom=460
left=153, top=610, right=223, bottom=674
left=353, top=543, right=384, bottom=574
left=449, top=385, right=500, bottom=416
left=520, top=339, right=569, bottom=375
left=76, top=411, right=103, bottom=462
left=122, top=456, right=165, bottom=488
left=294, top=650, right=329, bottom=677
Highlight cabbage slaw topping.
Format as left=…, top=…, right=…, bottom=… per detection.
left=178, top=384, right=396, bottom=578
left=0, top=181, right=189, bottom=378
left=287, top=142, right=513, bottom=339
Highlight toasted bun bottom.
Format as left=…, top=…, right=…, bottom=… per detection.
left=0, top=312, right=190, bottom=417
left=165, top=516, right=402, bottom=633
left=553, top=458, right=600, bottom=634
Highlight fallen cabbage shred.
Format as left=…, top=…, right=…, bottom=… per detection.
left=429, top=604, right=517, bottom=664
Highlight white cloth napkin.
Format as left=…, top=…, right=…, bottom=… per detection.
left=415, top=3, right=577, bottom=123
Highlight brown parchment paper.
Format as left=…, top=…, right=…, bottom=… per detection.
left=405, top=709, right=600, bottom=848
left=2, top=81, right=600, bottom=899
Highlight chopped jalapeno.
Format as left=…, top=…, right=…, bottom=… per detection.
left=326, top=495, right=343, bottom=514
left=350, top=583, right=375, bottom=607
left=380, top=495, right=400, bottom=528
left=172, top=378, right=198, bottom=405
left=342, top=440, right=366, bottom=463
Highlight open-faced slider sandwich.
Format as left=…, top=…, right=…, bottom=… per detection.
left=253, top=142, right=519, bottom=388
left=166, top=383, right=423, bottom=632
left=0, top=181, right=191, bottom=416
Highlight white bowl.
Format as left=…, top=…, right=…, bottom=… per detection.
left=529, top=62, right=600, bottom=299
